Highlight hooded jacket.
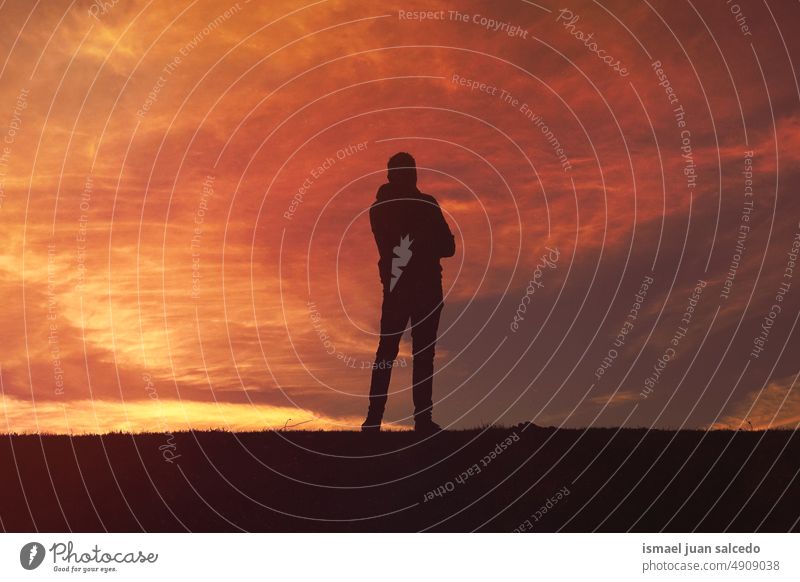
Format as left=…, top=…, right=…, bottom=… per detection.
left=370, top=182, right=455, bottom=291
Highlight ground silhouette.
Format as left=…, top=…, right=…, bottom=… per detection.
left=1, top=426, right=798, bottom=532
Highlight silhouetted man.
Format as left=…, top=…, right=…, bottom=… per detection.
left=362, top=152, right=455, bottom=434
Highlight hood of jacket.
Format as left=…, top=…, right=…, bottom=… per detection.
left=375, top=181, right=423, bottom=202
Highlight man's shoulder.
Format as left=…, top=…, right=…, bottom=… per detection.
left=417, top=191, right=439, bottom=206
left=371, top=185, right=439, bottom=208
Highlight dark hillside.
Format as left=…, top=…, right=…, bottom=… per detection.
left=1, top=426, right=798, bottom=532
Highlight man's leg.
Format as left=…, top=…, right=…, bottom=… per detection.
left=409, top=286, right=444, bottom=425
left=364, top=291, right=409, bottom=428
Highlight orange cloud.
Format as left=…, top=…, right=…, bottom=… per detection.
left=0, top=395, right=363, bottom=434
left=710, top=375, right=800, bottom=431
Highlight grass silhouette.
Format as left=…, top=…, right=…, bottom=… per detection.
left=1, top=425, right=798, bottom=532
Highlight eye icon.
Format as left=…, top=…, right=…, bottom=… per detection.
left=20, top=542, right=46, bottom=570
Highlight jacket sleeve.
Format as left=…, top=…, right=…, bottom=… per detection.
left=432, top=199, right=455, bottom=258
left=369, top=202, right=392, bottom=259
left=369, top=202, right=393, bottom=288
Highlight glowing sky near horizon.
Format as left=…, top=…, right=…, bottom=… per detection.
left=0, top=0, right=799, bottom=433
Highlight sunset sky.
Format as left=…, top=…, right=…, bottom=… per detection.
left=0, top=0, right=798, bottom=433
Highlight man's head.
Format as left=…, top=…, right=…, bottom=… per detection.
left=387, top=152, right=417, bottom=189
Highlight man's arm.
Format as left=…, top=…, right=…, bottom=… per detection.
left=431, top=198, right=455, bottom=258
left=369, top=202, right=393, bottom=258
left=369, top=202, right=393, bottom=287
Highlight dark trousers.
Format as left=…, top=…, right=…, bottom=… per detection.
left=366, top=282, right=443, bottom=424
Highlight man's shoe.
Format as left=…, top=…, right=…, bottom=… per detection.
left=414, top=419, right=442, bottom=436
left=361, top=419, right=381, bottom=433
